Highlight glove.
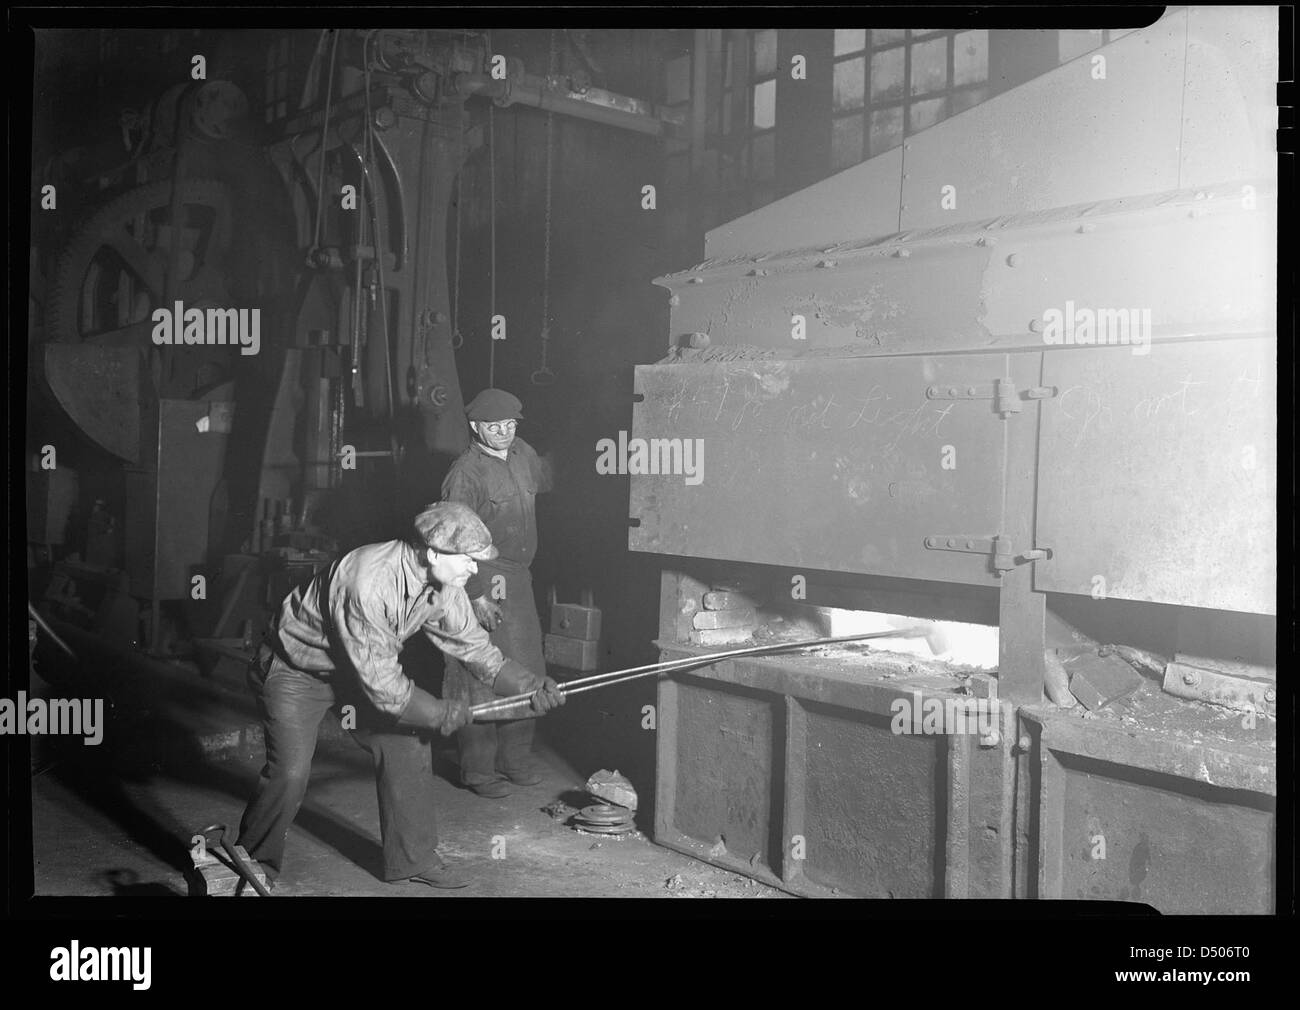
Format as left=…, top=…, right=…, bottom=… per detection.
left=472, top=595, right=504, bottom=631
left=530, top=676, right=566, bottom=715
left=493, top=660, right=540, bottom=698
left=396, top=686, right=472, bottom=734
left=438, top=698, right=472, bottom=736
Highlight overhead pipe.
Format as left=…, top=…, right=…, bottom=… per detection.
left=454, top=72, right=676, bottom=138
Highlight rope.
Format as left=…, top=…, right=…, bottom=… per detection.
left=312, top=29, right=340, bottom=251
left=532, top=29, right=557, bottom=387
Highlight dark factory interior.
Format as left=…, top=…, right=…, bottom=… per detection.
left=19, top=15, right=1279, bottom=908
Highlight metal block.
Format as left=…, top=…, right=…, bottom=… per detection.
left=689, top=628, right=752, bottom=647
left=899, top=12, right=1187, bottom=231
left=1065, top=650, right=1144, bottom=711
left=692, top=608, right=756, bottom=631
left=549, top=590, right=601, bottom=641
left=703, top=590, right=761, bottom=610
left=189, top=843, right=270, bottom=897
left=543, top=634, right=599, bottom=671
left=629, top=354, right=1022, bottom=584
left=1034, top=338, right=1275, bottom=614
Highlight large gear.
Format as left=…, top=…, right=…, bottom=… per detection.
left=45, top=178, right=235, bottom=346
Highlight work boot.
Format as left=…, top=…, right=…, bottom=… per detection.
left=406, top=858, right=470, bottom=890
left=469, top=777, right=512, bottom=799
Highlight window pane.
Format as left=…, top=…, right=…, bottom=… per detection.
left=953, top=30, right=988, bottom=85
left=753, top=79, right=776, bottom=129
left=868, top=106, right=903, bottom=155
left=753, top=30, right=778, bottom=77
left=870, top=46, right=905, bottom=102
left=834, top=29, right=867, bottom=56
left=872, top=29, right=906, bottom=45
left=951, top=86, right=988, bottom=115
left=1059, top=29, right=1104, bottom=63
left=831, top=115, right=865, bottom=170
left=833, top=57, right=866, bottom=111
left=908, top=96, right=947, bottom=133
left=751, top=131, right=775, bottom=180
left=910, top=36, right=949, bottom=95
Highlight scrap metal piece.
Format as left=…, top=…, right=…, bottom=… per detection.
left=1163, top=658, right=1275, bottom=715
left=1064, top=648, right=1144, bottom=710
left=585, top=769, right=637, bottom=811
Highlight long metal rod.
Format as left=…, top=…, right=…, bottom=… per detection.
left=470, top=628, right=927, bottom=717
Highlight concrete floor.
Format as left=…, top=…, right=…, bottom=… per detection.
left=31, top=706, right=783, bottom=900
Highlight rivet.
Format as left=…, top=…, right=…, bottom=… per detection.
left=1264, top=689, right=1276, bottom=703
left=964, top=539, right=975, bottom=549
left=1029, top=319, right=1043, bottom=333
left=926, top=537, right=937, bottom=547
left=947, top=538, right=957, bottom=548
left=1007, top=253, right=1022, bottom=267
left=669, top=294, right=681, bottom=306
left=1018, top=735, right=1031, bottom=752
left=966, top=386, right=976, bottom=395
left=1182, top=670, right=1199, bottom=685
left=947, top=386, right=958, bottom=396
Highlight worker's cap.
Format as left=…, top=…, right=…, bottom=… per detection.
left=465, top=388, right=524, bottom=422
left=412, top=502, right=499, bottom=561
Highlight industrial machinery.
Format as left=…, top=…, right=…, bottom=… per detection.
left=29, top=29, right=679, bottom=659
left=632, top=8, right=1277, bottom=909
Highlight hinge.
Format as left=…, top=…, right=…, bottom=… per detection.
left=925, top=379, right=1057, bottom=419
left=924, top=534, right=1051, bottom=576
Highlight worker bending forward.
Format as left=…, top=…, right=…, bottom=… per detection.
left=441, top=388, right=553, bottom=798
left=238, top=502, right=564, bottom=889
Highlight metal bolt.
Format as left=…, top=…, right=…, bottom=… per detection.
left=947, top=386, right=958, bottom=396
left=1182, top=670, right=1199, bottom=686
left=1264, top=689, right=1276, bottom=703
left=1018, top=735, right=1031, bottom=752
left=926, top=537, right=937, bottom=547
left=1029, top=319, right=1043, bottom=333
left=965, top=539, right=975, bottom=549
left=979, top=730, right=1001, bottom=748
left=947, top=538, right=957, bottom=548
left=668, top=294, right=680, bottom=306
left=966, top=386, right=976, bottom=395
left=1007, top=253, right=1022, bottom=267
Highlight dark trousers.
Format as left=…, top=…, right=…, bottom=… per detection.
left=237, top=654, right=442, bottom=880
left=443, top=563, right=546, bottom=787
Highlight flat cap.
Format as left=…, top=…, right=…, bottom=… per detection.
left=412, top=502, right=499, bottom=560
left=465, top=387, right=524, bottom=422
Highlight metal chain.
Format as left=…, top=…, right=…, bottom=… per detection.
left=532, top=29, right=557, bottom=387
left=487, top=30, right=497, bottom=388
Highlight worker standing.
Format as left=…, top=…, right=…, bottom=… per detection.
left=237, top=501, right=564, bottom=889
left=441, top=388, right=554, bottom=798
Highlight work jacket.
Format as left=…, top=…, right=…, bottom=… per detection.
left=441, top=436, right=552, bottom=600
left=268, top=539, right=511, bottom=717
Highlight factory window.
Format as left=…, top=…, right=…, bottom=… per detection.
left=746, top=29, right=778, bottom=188
left=831, top=28, right=990, bottom=171
left=1058, top=28, right=1136, bottom=63
left=264, top=35, right=292, bottom=124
